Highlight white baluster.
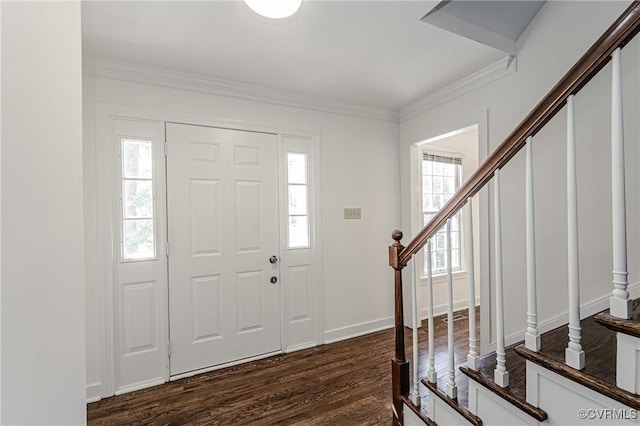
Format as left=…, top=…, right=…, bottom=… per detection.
left=466, top=199, right=479, bottom=369
left=494, top=169, right=509, bottom=388
left=610, top=47, right=631, bottom=319
left=446, top=219, right=457, bottom=399
left=410, top=260, right=420, bottom=406
left=566, top=94, right=585, bottom=370
left=426, top=239, right=437, bottom=384
left=525, top=137, right=541, bottom=351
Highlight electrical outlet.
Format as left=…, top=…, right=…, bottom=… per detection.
left=344, top=208, right=362, bottom=220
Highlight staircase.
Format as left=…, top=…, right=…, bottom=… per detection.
left=388, top=2, right=640, bottom=425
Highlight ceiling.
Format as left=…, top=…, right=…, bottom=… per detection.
left=82, top=1, right=515, bottom=113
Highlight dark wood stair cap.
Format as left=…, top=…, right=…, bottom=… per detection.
left=594, top=298, right=640, bottom=338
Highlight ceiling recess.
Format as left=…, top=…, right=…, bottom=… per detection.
left=421, top=1, right=546, bottom=55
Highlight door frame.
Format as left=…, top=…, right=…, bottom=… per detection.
left=406, top=109, right=491, bottom=355
left=94, top=102, right=324, bottom=398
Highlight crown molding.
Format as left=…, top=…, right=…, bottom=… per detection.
left=399, top=55, right=517, bottom=123
left=83, top=58, right=398, bottom=123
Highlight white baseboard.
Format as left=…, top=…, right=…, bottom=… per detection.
left=323, top=316, right=394, bottom=344
left=421, top=296, right=481, bottom=320
left=487, top=282, right=640, bottom=351
left=86, top=382, right=102, bottom=404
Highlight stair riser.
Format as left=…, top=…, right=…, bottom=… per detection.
left=617, top=333, right=640, bottom=394
left=428, top=393, right=480, bottom=426
left=527, top=362, right=638, bottom=426
left=468, top=381, right=538, bottom=426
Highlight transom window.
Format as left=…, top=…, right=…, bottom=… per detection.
left=422, top=152, right=462, bottom=275
left=121, top=138, right=156, bottom=260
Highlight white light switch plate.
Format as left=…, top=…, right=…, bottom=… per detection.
left=344, top=208, right=362, bottom=219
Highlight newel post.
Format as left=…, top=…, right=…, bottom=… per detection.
left=390, top=230, right=409, bottom=426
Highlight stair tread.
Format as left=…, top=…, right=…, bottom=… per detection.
left=538, top=314, right=617, bottom=384
left=515, top=308, right=640, bottom=410
left=594, top=298, right=640, bottom=338
left=515, top=345, right=640, bottom=410
left=472, top=343, right=527, bottom=401
left=459, top=344, right=547, bottom=421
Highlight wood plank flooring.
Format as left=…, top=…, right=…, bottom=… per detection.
left=89, top=329, right=395, bottom=425
left=88, top=309, right=476, bottom=425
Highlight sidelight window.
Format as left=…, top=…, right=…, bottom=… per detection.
left=121, top=138, right=156, bottom=260
left=287, top=152, right=310, bottom=248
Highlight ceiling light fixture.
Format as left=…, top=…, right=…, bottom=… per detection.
left=243, top=0, right=302, bottom=19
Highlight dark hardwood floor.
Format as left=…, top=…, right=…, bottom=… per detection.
left=89, top=328, right=395, bottom=425
left=87, top=308, right=477, bottom=425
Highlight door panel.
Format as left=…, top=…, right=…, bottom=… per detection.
left=166, top=123, right=281, bottom=376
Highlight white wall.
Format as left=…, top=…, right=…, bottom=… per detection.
left=83, top=75, right=400, bottom=394
left=2, top=2, right=86, bottom=425
left=399, top=1, right=640, bottom=348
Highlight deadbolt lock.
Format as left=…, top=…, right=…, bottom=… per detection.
left=269, top=255, right=278, bottom=264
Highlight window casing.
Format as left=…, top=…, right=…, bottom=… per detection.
left=422, top=153, right=462, bottom=276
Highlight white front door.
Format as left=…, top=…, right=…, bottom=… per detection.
left=166, top=123, right=281, bottom=376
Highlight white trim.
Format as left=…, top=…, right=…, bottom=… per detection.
left=83, top=58, right=397, bottom=123
left=312, top=134, right=325, bottom=345
left=486, top=282, right=640, bottom=351
left=95, top=105, right=118, bottom=398
left=86, top=383, right=102, bottom=404
left=399, top=56, right=516, bottom=123
left=422, top=296, right=481, bottom=319
left=323, top=316, right=395, bottom=344
left=85, top=57, right=518, bottom=125
left=168, top=351, right=282, bottom=382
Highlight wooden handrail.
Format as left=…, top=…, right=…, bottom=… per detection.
left=398, top=0, right=640, bottom=267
